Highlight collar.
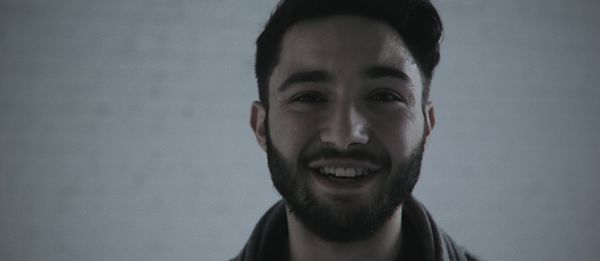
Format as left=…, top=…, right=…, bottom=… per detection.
left=232, top=196, right=473, bottom=261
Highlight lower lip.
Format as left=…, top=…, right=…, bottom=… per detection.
left=310, top=170, right=379, bottom=197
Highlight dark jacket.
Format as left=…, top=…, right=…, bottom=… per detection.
left=232, top=197, right=478, bottom=261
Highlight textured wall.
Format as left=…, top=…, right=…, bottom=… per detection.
left=1, top=0, right=599, bottom=260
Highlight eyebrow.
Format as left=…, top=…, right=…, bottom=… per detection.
left=363, top=66, right=411, bottom=82
left=278, top=70, right=332, bottom=92
left=277, top=66, right=411, bottom=92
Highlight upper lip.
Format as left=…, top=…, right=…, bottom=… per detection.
left=308, top=158, right=381, bottom=171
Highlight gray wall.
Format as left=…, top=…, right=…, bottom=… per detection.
left=1, top=0, right=599, bottom=260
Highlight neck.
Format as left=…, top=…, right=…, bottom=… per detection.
left=286, top=206, right=404, bottom=261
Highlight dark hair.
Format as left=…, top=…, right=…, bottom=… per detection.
left=255, top=0, right=443, bottom=108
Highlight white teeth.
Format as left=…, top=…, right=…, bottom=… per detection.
left=318, top=167, right=370, bottom=178
left=347, top=168, right=355, bottom=177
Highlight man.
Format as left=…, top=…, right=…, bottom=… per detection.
left=234, top=0, right=477, bottom=260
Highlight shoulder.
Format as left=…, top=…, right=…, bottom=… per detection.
left=404, top=197, right=480, bottom=261
left=230, top=200, right=288, bottom=261
left=439, top=231, right=480, bottom=261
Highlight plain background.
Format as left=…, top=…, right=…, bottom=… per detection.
left=1, top=0, right=599, bottom=260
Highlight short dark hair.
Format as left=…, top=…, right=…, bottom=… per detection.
left=255, top=0, right=443, bottom=108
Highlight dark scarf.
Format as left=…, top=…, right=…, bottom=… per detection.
left=232, top=196, right=478, bottom=261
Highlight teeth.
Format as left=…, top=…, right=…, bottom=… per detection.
left=318, top=167, right=370, bottom=178
left=347, top=168, right=355, bottom=177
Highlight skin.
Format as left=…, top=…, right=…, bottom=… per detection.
left=250, top=15, right=436, bottom=261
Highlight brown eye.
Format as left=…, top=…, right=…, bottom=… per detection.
left=368, top=91, right=403, bottom=103
left=292, top=92, right=327, bottom=103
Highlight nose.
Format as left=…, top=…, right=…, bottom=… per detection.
left=320, top=102, right=369, bottom=149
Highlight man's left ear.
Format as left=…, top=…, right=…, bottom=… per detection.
left=424, top=101, right=435, bottom=144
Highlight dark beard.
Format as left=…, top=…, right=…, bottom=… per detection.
left=266, top=128, right=425, bottom=243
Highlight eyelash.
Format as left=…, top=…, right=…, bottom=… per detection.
left=367, top=91, right=405, bottom=103
left=290, top=90, right=405, bottom=104
left=291, top=92, right=327, bottom=103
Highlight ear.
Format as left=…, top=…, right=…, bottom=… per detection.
left=424, top=101, right=436, bottom=145
left=250, top=101, right=267, bottom=152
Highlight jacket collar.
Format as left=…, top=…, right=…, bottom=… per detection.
left=233, top=196, right=466, bottom=261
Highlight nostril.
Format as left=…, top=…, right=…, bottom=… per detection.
left=319, top=104, right=369, bottom=148
left=320, top=127, right=369, bottom=149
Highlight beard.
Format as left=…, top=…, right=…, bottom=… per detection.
left=265, top=127, right=425, bottom=243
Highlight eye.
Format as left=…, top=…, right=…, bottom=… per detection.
left=292, top=92, right=327, bottom=104
left=367, top=90, right=405, bottom=103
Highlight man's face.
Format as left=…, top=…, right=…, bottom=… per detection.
left=251, top=15, right=435, bottom=242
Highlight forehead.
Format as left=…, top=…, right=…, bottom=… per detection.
left=268, top=15, right=423, bottom=96
left=277, top=15, right=414, bottom=71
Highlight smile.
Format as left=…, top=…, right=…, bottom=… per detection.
left=309, top=164, right=380, bottom=196
left=318, top=167, right=371, bottom=178
left=308, top=158, right=381, bottom=182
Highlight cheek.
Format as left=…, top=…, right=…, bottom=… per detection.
left=370, top=111, right=424, bottom=158
left=268, top=110, right=318, bottom=160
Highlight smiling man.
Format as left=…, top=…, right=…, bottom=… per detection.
left=233, top=0, right=476, bottom=260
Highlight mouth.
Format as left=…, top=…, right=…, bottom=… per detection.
left=308, top=159, right=380, bottom=180
left=306, top=157, right=382, bottom=196
left=308, top=165, right=380, bottom=197
left=315, top=166, right=373, bottom=180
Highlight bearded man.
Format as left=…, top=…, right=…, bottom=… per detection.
left=233, top=0, right=477, bottom=260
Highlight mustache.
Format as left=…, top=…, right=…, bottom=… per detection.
left=300, top=146, right=390, bottom=169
